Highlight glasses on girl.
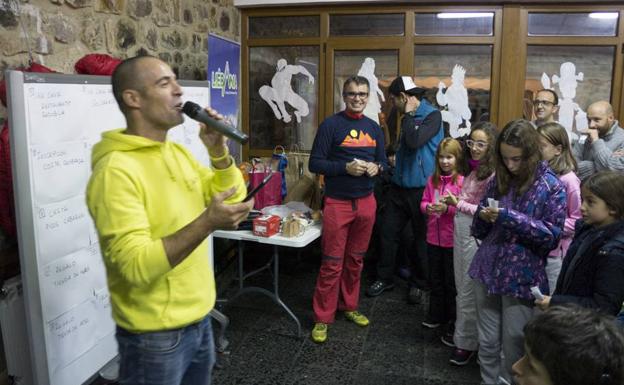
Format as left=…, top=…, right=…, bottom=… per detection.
left=466, top=139, right=488, bottom=150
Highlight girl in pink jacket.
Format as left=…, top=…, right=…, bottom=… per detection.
left=420, top=138, right=464, bottom=332
left=537, top=122, right=581, bottom=294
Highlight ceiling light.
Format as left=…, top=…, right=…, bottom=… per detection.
left=589, top=12, right=618, bottom=19
left=436, top=12, right=494, bottom=19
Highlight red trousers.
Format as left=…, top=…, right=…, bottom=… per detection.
left=313, top=194, right=376, bottom=323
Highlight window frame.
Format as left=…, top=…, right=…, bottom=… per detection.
left=241, top=3, right=624, bottom=159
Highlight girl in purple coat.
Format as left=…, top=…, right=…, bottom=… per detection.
left=469, top=120, right=567, bottom=385
left=420, top=138, right=464, bottom=333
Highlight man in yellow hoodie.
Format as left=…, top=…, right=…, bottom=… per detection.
left=86, top=55, right=253, bottom=385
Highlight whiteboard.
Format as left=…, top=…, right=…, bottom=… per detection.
left=6, top=71, right=212, bottom=385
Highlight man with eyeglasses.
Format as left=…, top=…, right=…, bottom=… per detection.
left=533, top=89, right=559, bottom=127
left=308, top=75, right=387, bottom=343
left=366, top=76, right=444, bottom=305
left=573, top=100, right=624, bottom=181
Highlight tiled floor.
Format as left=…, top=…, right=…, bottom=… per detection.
left=211, top=241, right=482, bottom=385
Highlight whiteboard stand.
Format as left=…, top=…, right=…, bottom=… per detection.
left=6, top=70, right=212, bottom=385
left=0, top=276, right=33, bottom=385
left=98, top=355, right=119, bottom=381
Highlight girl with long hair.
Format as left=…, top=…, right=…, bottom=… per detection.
left=442, top=122, right=497, bottom=366
left=420, top=138, right=464, bottom=335
left=469, top=119, right=567, bottom=385
left=536, top=122, right=581, bottom=293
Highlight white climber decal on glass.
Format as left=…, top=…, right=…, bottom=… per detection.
left=541, top=62, right=588, bottom=141
left=436, top=64, right=472, bottom=138
left=358, top=57, right=385, bottom=124
left=338, top=57, right=386, bottom=124
left=259, top=58, right=315, bottom=123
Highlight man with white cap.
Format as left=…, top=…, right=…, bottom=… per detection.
left=367, top=76, right=444, bottom=305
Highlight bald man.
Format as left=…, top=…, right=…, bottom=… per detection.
left=573, top=100, right=624, bottom=180
left=87, top=56, right=253, bottom=385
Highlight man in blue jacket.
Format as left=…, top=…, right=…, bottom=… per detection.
left=367, top=76, right=444, bottom=304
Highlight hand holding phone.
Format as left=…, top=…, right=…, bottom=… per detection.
left=487, top=198, right=499, bottom=209
left=243, top=172, right=273, bottom=202
left=443, top=191, right=458, bottom=206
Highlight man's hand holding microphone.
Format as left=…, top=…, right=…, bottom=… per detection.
left=190, top=104, right=254, bottom=230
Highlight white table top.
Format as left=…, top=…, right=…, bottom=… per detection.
left=213, top=223, right=321, bottom=248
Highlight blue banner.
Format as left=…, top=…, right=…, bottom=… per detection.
left=207, top=34, right=241, bottom=161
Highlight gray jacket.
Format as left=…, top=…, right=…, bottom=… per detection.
left=573, top=121, right=624, bottom=181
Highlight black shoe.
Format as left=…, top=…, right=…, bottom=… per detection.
left=366, top=280, right=395, bottom=297
left=406, top=287, right=423, bottom=304
left=421, top=317, right=441, bottom=329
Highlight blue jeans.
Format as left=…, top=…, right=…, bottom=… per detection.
left=116, top=314, right=215, bottom=385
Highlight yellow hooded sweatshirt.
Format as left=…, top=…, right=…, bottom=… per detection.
left=87, top=129, right=245, bottom=332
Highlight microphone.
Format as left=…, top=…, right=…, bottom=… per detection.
left=182, top=101, right=249, bottom=144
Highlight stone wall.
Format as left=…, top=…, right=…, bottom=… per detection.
left=0, top=0, right=239, bottom=217
left=0, top=0, right=240, bottom=115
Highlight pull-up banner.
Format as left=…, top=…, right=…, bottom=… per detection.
left=208, top=33, right=241, bottom=162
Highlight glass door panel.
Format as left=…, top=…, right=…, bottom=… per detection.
left=332, top=50, right=399, bottom=146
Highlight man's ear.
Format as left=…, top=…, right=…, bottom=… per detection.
left=552, top=104, right=560, bottom=114
left=122, top=89, right=141, bottom=109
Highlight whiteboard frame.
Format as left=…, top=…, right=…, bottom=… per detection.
left=6, top=70, right=211, bottom=385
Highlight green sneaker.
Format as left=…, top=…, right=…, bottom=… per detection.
left=344, top=311, right=369, bottom=327
left=311, top=322, right=328, bottom=343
